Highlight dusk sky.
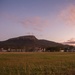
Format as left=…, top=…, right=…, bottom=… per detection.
left=0, top=0, right=75, bottom=44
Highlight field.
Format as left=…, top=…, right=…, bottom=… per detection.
left=0, top=52, right=75, bottom=75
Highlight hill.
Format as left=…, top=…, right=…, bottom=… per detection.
left=0, top=35, right=65, bottom=51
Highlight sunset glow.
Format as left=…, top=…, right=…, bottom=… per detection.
left=0, top=0, right=75, bottom=45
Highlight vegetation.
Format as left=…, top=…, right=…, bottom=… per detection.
left=46, top=46, right=61, bottom=52
left=0, top=52, right=75, bottom=75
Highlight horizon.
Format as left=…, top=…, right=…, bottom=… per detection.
left=0, top=0, right=75, bottom=45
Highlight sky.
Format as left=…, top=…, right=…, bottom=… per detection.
left=0, top=0, right=75, bottom=44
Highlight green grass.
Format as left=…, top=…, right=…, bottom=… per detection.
left=0, top=52, right=75, bottom=75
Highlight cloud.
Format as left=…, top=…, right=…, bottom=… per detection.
left=25, top=32, right=34, bottom=35
left=67, top=38, right=75, bottom=42
left=1, top=13, right=50, bottom=31
left=59, top=4, right=75, bottom=26
left=20, top=16, right=49, bottom=27
left=33, top=27, right=43, bottom=32
left=63, top=38, right=75, bottom=46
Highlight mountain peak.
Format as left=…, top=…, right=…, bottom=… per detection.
left=17, top=35, right=38, bottom=40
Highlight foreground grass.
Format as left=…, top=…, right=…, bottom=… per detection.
left=0, top=52, right=75, bottom=75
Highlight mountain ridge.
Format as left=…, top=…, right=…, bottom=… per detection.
left=0, top=35, right=64, bottom=49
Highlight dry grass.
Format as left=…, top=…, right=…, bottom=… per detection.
left=0, top=52, right=75, bottom=75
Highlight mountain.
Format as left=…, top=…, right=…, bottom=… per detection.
left=0, top=35, right=64, bottom=49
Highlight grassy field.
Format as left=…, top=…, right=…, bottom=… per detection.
left=0, top=52, right=75, bottom=75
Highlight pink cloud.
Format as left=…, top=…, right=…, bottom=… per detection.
left=19, top=16, right=50, bottom=31
left=63, top=38, right=75, bottom=46
left=67, top=38, right=75, bottom=42
left=59, top=4, right=75, bottom=26
left=1, top=13, right=50, bottom=31
left=20, top=16, right=49, bottom=27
